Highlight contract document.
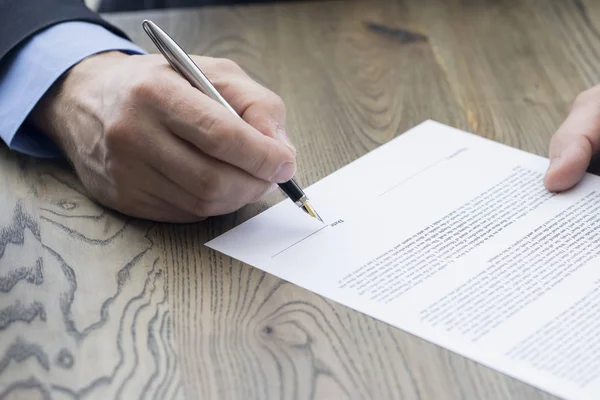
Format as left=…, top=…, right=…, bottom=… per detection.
left=206, top=120, right=600, bottom=400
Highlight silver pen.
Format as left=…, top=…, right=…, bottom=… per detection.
left=142, top=19, right=323, bottom=223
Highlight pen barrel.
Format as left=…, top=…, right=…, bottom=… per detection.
left=278, top=180, right=304, bottom=204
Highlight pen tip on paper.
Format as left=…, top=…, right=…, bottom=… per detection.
left=302, top=201, right=324, bottom=223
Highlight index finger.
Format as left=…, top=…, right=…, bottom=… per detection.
left=192, top=56, right=296, bottom=152
left=157, top=78, right=297, bottom=184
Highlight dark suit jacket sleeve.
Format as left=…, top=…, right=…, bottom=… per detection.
left=0, top=0, right=130, bottom=62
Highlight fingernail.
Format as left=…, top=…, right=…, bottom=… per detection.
left=266, top=183, right=278, bottom=194
left=276, top=128, right=296, bottom=155
left=271, top=162, right=296, bottom=183
left=547, top=156, right=561, bottom=172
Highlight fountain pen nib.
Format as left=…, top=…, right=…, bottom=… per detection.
left=302, top=201, right=324, bottom=223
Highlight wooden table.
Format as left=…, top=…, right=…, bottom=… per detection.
left=2, top=0, right=598, bottom=398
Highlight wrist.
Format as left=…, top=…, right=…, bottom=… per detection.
left=30, top=51, right=130, bottom=156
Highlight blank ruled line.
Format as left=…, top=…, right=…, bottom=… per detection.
left=378, top=147, right=468, bottom=197
left=272, top=225, right=329, bottom=258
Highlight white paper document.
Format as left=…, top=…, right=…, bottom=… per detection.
left=206, top=120, right=600, bottom=400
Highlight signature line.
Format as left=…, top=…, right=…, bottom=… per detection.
left=378, top=147, right=468, bottom=197
left=272, top=225, right=329, bottom=258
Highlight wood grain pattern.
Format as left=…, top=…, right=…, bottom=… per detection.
left=106, top=0, right=600, bottom=398
left=3, top=0, right=600, bottom=398
left=0, top=149, right=183, bottom=399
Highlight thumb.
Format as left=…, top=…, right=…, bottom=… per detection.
left=544, top=90, right=600, bottom=192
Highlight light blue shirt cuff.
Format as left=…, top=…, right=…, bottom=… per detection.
left=0, top=21, right=146, bottom=158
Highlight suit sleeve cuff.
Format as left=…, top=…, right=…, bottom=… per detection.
left=0, top=21, right=146, bottom=158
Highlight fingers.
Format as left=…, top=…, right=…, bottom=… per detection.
left=544, top=88, right=600, bottom=192
left=190, top=57, right=285, bottom=136
left=107, top=148, right=266, bottom=221
left=156, top=77, right=296, bottom=184
left=220, top=75, right=296, bottom=153
left=148, top=160, right=270, bottom=217
left=143, top=126, right=277, bottom=215
left=137, top=167, right=245, bottom=221
left=43, top=52, right=290, bottom=223
left=101, top=117, right=272, bottom=220
left=92, top=164, right=203, bottom=223
left=125, top=195, right=201, bottom=223
left=197, top=59, right=296, bottom=151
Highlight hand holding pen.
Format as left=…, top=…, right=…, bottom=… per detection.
left=32, top=19, right=316, bottom=222
left=142, top=20, right=323, bottom=222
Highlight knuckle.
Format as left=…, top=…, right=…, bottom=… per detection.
left=250, top=92, right=286, bottom=135
left=104, top=116, right=141, bottom=155
left=129, top=78, right=157, bottom=102
left=214, top=57, right=242, bottom=74
left=201, top=114, right=235, bottom=156
left=104, top=118, right=134, bottom=150
left=257, top=92, right=286, bottom=124
left=265, top=92, right=285, bottom=112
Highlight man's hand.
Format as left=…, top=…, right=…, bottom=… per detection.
left=544, top=85, right=600, bottom=192
left=32, top=51, right=296, bottom=222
